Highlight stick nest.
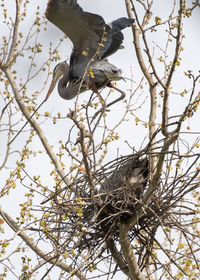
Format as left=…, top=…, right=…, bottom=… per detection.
left=38, top=151, right=199, bottom=269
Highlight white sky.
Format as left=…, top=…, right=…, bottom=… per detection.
left=0, top=0, right=200, bottom=279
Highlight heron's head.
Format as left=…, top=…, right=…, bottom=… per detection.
left=45, top=61, right=69, bottom=101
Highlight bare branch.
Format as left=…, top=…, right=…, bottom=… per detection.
left=119, top=222, right=145, bottom=280
left=6, top=0, right=21, bottom=66
left=4, top=68, right=74, bottom=192
left=125, top=0, right=158, bottom=173
left=107, top=239, right=130, bottom=277
left=0, top=208, right=88, bottom=280
left=162, top=0, right=183, bottom=136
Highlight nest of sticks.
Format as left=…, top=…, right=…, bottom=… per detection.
left=39, top=151, right=199, bottom=269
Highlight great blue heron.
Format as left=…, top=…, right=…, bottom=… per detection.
left=99, top=156, right=148, bottom=201
left=45, top=0, right=134, bottom=108
left=89, top=156, right=148, bottom=224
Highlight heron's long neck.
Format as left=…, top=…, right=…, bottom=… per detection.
left=58, top=64, right=78, bottom=100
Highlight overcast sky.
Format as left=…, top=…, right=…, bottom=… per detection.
left=1, top=1, right=200, bottom=278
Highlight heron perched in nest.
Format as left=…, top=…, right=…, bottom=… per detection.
left=100, top=156, right=148, bottom=200
left=95, top=156, right=149, bottom=223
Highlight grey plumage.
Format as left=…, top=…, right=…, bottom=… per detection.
left=45, top=0, right=134, bottom=102
left=99, top=157, right=148, bottom=201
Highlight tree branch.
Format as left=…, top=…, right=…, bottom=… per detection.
left=4, top=68, right=75, bottom=192
left=125, top=0, right=157, bottom=173
left=0, top=207, right=88, bottom=280
left=162, top=0, right=183, bottom=137
left=125, top=134, right=178, bottom=232
left=119, top=223, right=145, bottom=280
left=106, top=239, right=130, bottom=277
left=6, top=0, right=21, bottom=66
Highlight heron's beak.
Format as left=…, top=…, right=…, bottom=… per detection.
left=45, top=75, right=59, bottom=101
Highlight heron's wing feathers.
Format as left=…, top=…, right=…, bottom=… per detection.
left=46, top=0, right=106, bottom=54
left=101, top=18, right=135, bottom=59
left=46, top=1, right=134, bottom=59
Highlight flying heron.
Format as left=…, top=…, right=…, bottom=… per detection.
left=45, top=0, right=135, bottom=109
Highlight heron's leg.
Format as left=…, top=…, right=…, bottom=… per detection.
left=92, top=82, right=126, bottom=122
left=106, top=82, right=126, bottom=108
left=86, top=80, right=108, bottom=134
left=87, top=80, right=107, bottom=110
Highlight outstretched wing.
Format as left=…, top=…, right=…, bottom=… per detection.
left=46, top=0, right=134, bottom=60
left=46, top=0, right=106, bottom=56
left=101, top=17, right=135, bottom=59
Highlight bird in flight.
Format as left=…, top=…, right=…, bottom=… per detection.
left=45, top=0, right=134, bottom=109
